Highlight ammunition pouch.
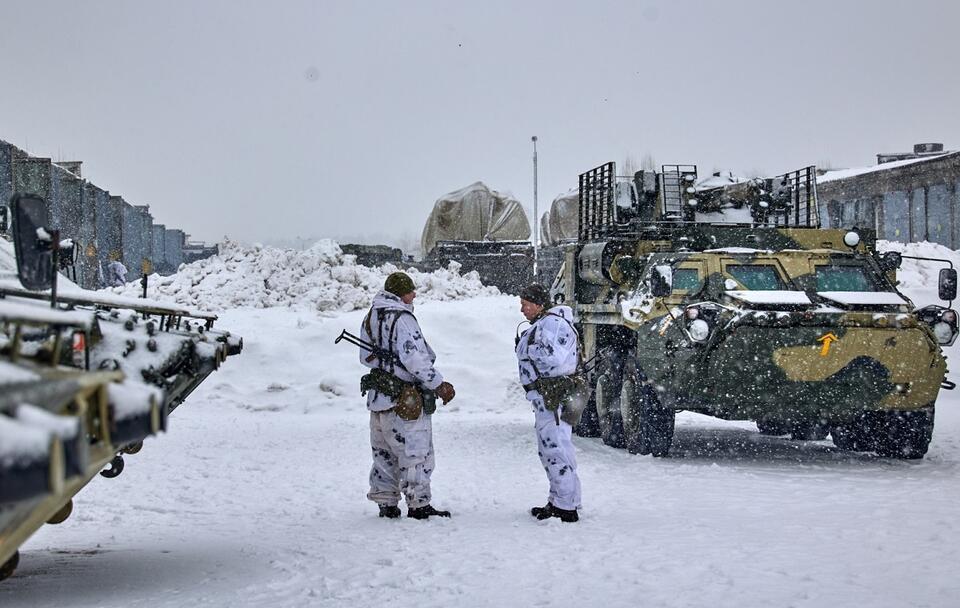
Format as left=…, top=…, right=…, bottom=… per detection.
left=528, top=373, right=590, bottom=426
left=361, top=367, right=405, bottom=399
left=361, top=368, right=436, bottom=421
left=396, top=384, right=423, bottom=421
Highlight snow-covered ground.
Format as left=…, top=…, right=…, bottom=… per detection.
left=3, top=242, right=960, bottom=607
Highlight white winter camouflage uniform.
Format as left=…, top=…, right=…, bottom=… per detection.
left=515, top=304, right=582, bottom=511
left=360, top=291, right=444, bottom=509
left=105, top=261, right=128, bottom=287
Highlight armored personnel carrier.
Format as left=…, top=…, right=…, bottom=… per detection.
left=555, top=162, right=957, bottom=458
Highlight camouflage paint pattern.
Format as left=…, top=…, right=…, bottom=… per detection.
left=564, top=224, right=948, bottom=421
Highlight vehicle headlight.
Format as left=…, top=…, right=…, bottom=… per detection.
left=918, top=305, right=959, bottom=346
left=933, top=321, right=954, bottom=345
left=689, top=318, right=710, bottom=342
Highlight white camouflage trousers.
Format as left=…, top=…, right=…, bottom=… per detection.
left=532, top=395, right=582, bottom=511
left=368, top=409, right=435, bottom=509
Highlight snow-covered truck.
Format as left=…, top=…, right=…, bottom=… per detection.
left=556, top=162, right=958, bottom=458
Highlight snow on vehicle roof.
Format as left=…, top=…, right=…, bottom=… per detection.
left=817, top=151, right=959, bottom=184
left=0, top=360, right=41, bottom=385
left=695, top=206, right=756, bottom=224
left=108, top=382, right=162, bottom=421
left=0, top=296, right=95, bottom=329
left=0, top=414, right=51, bottom=466
left=817, top=291, right=910, bottom=306
left=695, top=171, right=748, bottom=189
left=725, top=290, right=813, bottom=304
left=15, top=403, right=81, bottom=439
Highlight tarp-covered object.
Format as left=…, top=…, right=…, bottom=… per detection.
left=421, top=182, right=530, bottom=254
left=541, top=190, right=579, bottom=246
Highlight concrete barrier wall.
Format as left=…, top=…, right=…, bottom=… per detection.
left=1, top=138, right=215, bottom=288
left=152, top=224, right=167, bottom=272
left=13, top=157, right=53, bottom=226
left=135, top=205, right=154, bottom=274
left=0, top=142, right=14, bottom=205
left=165, top=228, right=185, bottom=270
left=80, top=181, right=100, bottom=287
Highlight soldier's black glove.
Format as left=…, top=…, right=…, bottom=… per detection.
left=435, top=381, right=456, bottom=405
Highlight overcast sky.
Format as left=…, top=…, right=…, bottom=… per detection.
left=1, top=0, right=957, bottom=248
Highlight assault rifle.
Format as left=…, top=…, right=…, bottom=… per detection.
left=334, top=329, right=406, bottom=370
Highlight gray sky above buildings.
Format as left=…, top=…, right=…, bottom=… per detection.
left=1, top=0, right=958, bottom=248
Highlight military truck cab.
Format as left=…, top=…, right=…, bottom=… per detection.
left=563, top=162, right=957, bottom=459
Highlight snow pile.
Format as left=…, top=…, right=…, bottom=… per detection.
left=106, top=239, right=499, bottom=312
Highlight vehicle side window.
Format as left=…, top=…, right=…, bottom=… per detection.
left=726, top=265, right=785, bottom=290
left=672, top=267, right=702, bottom=292
left=815, top=265, right=876, bottom=291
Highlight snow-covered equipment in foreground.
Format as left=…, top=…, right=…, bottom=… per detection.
left=0, top=194, right=242, bottom=582
left=556, top=161, right=957, bottom=459
left=0, top=298, right=163, bottom=582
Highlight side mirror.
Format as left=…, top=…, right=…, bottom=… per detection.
left=10, top=194, right=53, bottom=290
left=939, top=268, right=957, bottom=302
left=650, top=265, right=672, bottom=297
left=0, top=205, right=8, bottom=233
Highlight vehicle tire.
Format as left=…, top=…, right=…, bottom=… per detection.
left=47, top=499, right=73, bottom=525
left=595, top=373, right=625, bottom=448
left=874, top=407, right=935, bottom=459
left=0, top=551, right=19, bottom=581
left=621, top=374, right=644, bottom=454
left=756, top=418, right=790, bottom=436
left=830, top=416, right=875, bottom=451
left=626, top=380, right=674, bottom=457
left=790, top=416, right=830, bottom=441
left=574, top=393, right=601, bottom=438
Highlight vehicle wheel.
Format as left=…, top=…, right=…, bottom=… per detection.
left=0, top=551, right=19, bottom=581
left=47, top=499, right=73, bottom=525
left=574, top=392, right=601, bottom=438
left=756, top=418, right=790, bottom=436
left=621, top=374, right=643, bottom=454
left=626, top=380, right=675, bottom=457
left=595, top=373, right=625, bottom=448
left=831, top=412, right=879, bottom=451
left=790, top=416, right=830, bottom=441
left=875, top=407, right=935, bottom=459
left=100, top=454, right=125, bottom=479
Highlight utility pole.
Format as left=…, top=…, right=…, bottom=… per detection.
left=532, top=135, right=538, bottom=279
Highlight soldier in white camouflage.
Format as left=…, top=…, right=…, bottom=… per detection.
left=515, top=283, right=582, bottom=523
left=359, top=272, right=456, bottom=519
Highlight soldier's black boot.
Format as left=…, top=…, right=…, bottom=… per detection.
left=407, top=504, right=451, bottom=519
left=378, top=504, right=402, bottom=519
left=533, top=503, right=579, bottom=523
